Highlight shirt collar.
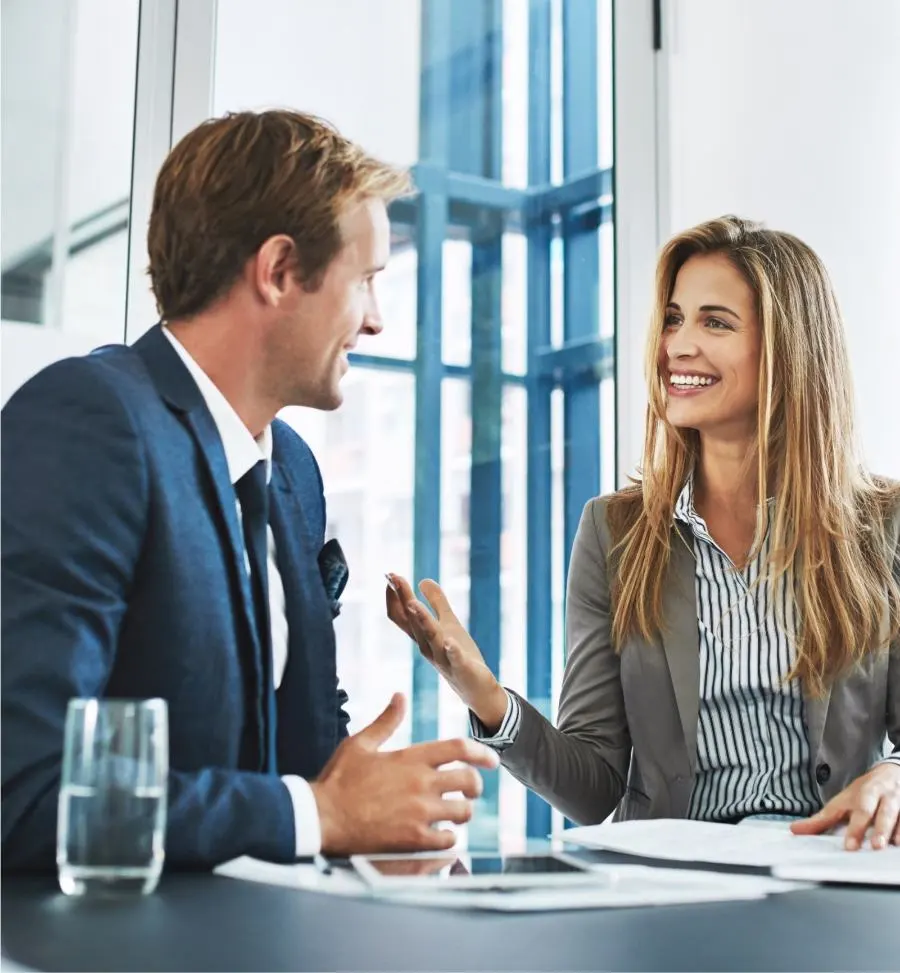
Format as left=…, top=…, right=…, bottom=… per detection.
left=162, top=326, right=272, bottom=485
left=673, top=473, right=707, bottom=533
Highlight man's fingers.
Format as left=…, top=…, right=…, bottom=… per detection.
left=434, top=766, right=484, bottom=799
left=418, top=579, right=458, bottom=621
left=355, top=693, right=406, bottom=749
left=416, top=827, right=458, bottom=852
left=429, top=798, right=474, bottom=826
left=409, top=736, right=500, bottom=770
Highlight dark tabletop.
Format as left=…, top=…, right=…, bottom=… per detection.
left=3, top=852, right=899, bottom=972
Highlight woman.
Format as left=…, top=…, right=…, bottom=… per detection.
left=387, top=216, right=900, bottom=849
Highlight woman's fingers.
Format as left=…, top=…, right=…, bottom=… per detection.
left=418, top=579, right=457, bottom=621
left=871, top=792, right=900, bottom=850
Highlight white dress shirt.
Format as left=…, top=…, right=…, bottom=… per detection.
left=163, top=327, right=321, bottom=855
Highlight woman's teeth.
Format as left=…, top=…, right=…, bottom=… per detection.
left=669, top=374, right=716, bottom=387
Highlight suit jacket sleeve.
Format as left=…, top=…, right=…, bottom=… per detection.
left=500, top=497, right=632, bottom=824
left=1, top=360, right=297, bottom=870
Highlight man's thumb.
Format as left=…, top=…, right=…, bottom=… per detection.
left=356, top=692, right=406, bottom=749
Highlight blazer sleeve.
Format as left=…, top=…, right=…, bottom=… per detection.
left=1, top=360, right=297, bottom=870
left=500, top=497, right=632, bottom=824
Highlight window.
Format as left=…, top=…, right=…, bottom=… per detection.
left=1, top=0, right=140, bottom=379
left=210, top=0, right=615, bottom=845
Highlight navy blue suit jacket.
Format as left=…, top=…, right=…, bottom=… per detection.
left=1, top=325, right=349, bottom=869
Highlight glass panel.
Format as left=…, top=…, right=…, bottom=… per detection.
left=438, top=374, right=471, bottom=735
left=502, top=0, right=529, bottom=189
left=550, top=386, right=566, bottom=838
left=442, top=240, right=472, bottom=367
left=597, top=0, right=614, bottom=170
left=1, top=0, right=138, bottom=339
left=600, top=377, right=616, bottom=495
left=501, top=233, right=527, bottom=375
left=550, top=0, right=564, bottom=185
left=355, top=243, right=417, bottom=361
left=499, top=384, right=527, bottom=843
left=280, top=370, right=416, bottom=744
left=599, top=218, right=615, bottom=338
left=213, top=0, right=421, bottom=169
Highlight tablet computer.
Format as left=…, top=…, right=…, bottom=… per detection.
left=350, top=851, right=602, bottom=891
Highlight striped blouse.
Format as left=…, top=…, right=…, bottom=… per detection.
left=673, top=476, right=820, bottom=819
left=472, top=478, right=899, bottom=818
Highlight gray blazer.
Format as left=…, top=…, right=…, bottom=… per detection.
left=501, top=496, right=900, bottom=824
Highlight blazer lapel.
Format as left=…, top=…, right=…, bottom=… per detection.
left=661, top=523, right=701, bottom=774
left=268, top=457, right=340, bottom=776
left=804, top=680, right=832, bottom=761
left=133, top=326, right=263, bottom=677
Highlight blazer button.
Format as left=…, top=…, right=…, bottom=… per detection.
left=815, top=762, right=831, bottom=785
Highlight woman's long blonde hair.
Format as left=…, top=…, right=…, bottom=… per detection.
left=607, top=216, right=900, bottom=696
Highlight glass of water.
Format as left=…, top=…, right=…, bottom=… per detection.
left=57, top=698, right=168, bottom=896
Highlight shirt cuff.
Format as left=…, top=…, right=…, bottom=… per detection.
left=281, top=775, right=322, bottom=857
left=877, top=753, right=900, bottom=769
left=469, top=689, right=521, bottom=751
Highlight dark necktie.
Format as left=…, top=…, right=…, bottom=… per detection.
left=235, top=460, right=272, bottom=769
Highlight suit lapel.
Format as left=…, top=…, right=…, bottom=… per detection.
left=803, top=685, right=832, bottom=762
left=133, top=326, right=263, bottom=686
left=661, top=523, right=701, bottom=773
left=269, top=455, right=339, bottom=776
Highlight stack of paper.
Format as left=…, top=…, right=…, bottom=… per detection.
left=562, top=819, right=900, bottom=886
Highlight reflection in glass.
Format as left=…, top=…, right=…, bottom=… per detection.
left=1, top=0, right=139, bottom=334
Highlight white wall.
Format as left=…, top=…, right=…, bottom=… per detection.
left=659, top=0, right=900, bottom=478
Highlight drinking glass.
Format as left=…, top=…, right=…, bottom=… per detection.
left=57, top=698, right=168, bottom=895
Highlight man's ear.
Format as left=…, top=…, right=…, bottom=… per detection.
left=252, top=234, right=299, bottom=306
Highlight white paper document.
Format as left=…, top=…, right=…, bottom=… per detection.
left=214, top=856, right=364, bottom=896
left=563, top=819, right=900, bottom=879
left=772, top=856, right=900, bottom=887
left=214, top=853, right=810, bottom=911
left=379, top=865, right=808, bottom=912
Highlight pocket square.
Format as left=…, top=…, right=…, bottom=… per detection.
left=318, top=538, right=349, bottom=618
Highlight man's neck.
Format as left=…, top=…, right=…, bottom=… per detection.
left=166, top=316, right=277, bottom=439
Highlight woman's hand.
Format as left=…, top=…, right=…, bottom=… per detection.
left=385, top=574, right=508, bottom=732
left=790, top=762, right=900, bottom=849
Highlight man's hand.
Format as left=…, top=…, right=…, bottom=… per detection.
left=309, top=693, right=500, bottom=856
left=791, top=762, right=900, bottom=850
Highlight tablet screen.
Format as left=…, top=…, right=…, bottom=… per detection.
left=364, top=853, right=587, bottom=879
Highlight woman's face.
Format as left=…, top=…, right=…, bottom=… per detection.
left=659, top=252, right=762, bottom=443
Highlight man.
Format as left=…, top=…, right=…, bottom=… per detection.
left=1, top=110, right=497, bottom=869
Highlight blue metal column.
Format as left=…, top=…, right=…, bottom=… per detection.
left=524, top=0, right=554, bottom=840
left=449, top=0, right=504, bottom=848
left=561, top=0, right=601, bottom=573
left=412, top=0, right=452, bottom=744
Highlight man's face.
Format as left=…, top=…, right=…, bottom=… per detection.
left=267, top=196, right=391, bottom=411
